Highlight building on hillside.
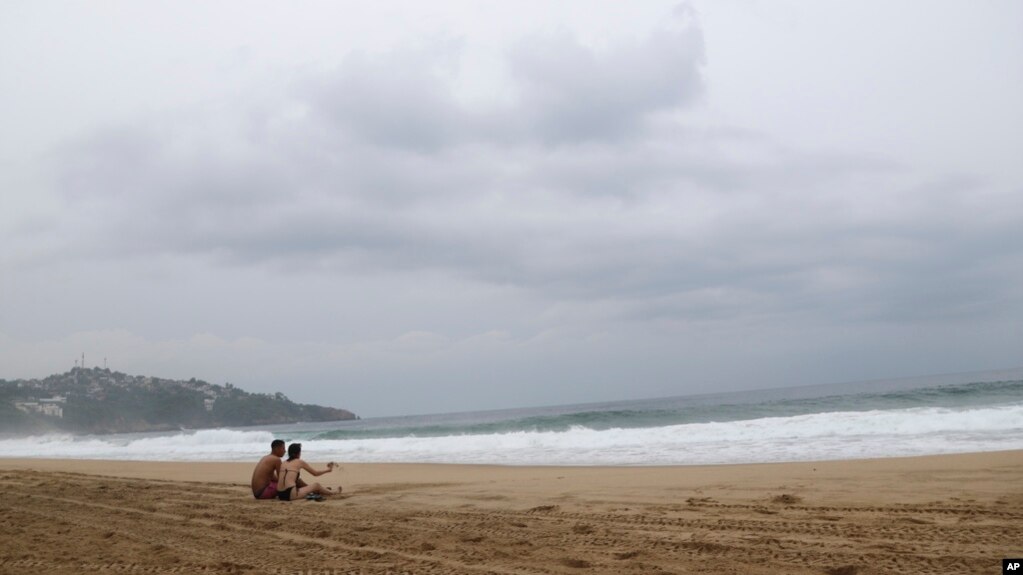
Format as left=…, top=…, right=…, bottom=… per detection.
left=15, top=396, right=65, bottom=418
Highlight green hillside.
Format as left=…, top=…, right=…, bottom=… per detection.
left=0, top=368, right=357, bottom=434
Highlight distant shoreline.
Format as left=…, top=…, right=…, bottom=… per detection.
left=1, top=366, right=356, bottom=435
left=0, top=416, right=361, bottom=440
left=2, top=374, right=1021, bottom=464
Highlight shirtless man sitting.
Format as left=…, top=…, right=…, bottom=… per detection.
left=251, top=439, right=287, bottom=499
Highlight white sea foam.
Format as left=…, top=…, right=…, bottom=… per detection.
left=1, top=404, right=1021, bottom=464
left=0, top=429, right=276, bottom=461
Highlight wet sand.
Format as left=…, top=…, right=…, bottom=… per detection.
left=2, top=451, right=1022, bottom=574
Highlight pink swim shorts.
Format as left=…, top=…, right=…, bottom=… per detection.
left=255, top=481, right=278, bottom=499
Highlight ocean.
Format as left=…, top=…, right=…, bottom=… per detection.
left=2, top=369, right=1022, bottom=465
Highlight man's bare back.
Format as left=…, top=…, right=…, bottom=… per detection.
left=251, top=453, right=282, bottom=497
left=252, top=440, right=287, bottom=499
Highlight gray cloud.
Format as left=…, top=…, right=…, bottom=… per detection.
left=506, top=20, right=705, bottom=143
left=40, top=93, right=1023, bottom=335
left=40, top=18, right=712, bottom=269
left=309, top=47, right=468, bottom=153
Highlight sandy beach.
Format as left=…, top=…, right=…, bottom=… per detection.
left=2, top=451, right=1021, bottom=574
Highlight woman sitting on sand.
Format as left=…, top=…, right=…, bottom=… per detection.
left=277, top=443, right=336, bottom=501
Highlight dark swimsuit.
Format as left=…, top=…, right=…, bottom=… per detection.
left=277, top=467, right=300, bottom=501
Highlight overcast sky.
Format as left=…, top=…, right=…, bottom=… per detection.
left=2, top=1, right=1021, bottom=417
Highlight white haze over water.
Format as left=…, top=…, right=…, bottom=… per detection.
left=3, top=403, right=1021, bottom=466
